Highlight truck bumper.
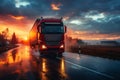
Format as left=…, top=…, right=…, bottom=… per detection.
left=40, top=48, right=64, bottom=54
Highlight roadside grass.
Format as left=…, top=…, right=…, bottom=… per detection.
left=69, top=45, right=120, bottom=60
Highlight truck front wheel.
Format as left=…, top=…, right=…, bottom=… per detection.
left=58, top=52, right=63, bottom=57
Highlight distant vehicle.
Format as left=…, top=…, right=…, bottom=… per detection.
left=29, top=17, right=67, bottom=56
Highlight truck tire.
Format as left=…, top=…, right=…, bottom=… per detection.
left=58, top=53, right=63, bottom=57
left=40, top=52, right=44, bottom=56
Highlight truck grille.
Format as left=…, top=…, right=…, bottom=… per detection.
left=44, top=34, right=62, bottom=41
left=44, top=34, right=62, bottom=46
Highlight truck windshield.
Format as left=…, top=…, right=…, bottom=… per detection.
left=42, top=25, right=64, bottom=34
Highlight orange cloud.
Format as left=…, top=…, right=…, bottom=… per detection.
left=51, top=3, right=61, bottom=10
left=10, top=15, right=24, bottom=20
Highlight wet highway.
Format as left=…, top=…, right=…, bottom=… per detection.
left=0, top=45, right=120, bottom=80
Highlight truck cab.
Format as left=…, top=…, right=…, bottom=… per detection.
left=29, top=17, right=67, bottom=56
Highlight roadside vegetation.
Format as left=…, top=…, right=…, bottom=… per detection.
left=0, top=28, right=18, bottom=53
left=66, top=36, right=120, bottom=60
left=69, top=45, right=120, bottom=60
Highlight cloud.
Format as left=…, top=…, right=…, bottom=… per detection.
left=14, top=0, right=30, bottom=8
left=70, top=19, right=83, bottom=25
left=0, top=0, right=120, bottom=40
left=64, top=9, right=120, bottom=35
left=9, top=15, right=25, bottom=20
left=84, top=11, right=105, bottom=22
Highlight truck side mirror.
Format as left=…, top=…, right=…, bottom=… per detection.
left=64, top=26, right=67, bottom=33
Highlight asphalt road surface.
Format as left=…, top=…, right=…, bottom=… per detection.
left=0, top=45, right=120, bottom=80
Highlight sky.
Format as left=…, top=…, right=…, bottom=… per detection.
left=0, top=0, right=120, bottom=40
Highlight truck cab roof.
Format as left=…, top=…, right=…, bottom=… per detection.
left=37, top=17, right=63, bottom=23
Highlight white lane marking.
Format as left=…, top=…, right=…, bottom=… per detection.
left=71, top=66, right=79, bottom=70
left=57, top=57, right=115, bottom=80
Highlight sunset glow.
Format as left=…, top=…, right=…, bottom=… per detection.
left=0, top=16, right=33, bottom=41
left=15, top=0, right=30, bottom=8
left=1, top=21, right=120, bottom=41
left=0, top=24, right=29, bottom=40
left=23, top=37, right=28, bottom=41
left=66, top=29, right=120, bottom=40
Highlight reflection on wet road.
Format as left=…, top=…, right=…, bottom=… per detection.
left=0, top=45, right=31, bottom=80
left=0, top=45, right=120, bottom=80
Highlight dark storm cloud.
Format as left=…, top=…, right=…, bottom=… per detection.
left=67, top=12, right=120, bottom=34
left=0, top=0, right=120, bottom=17
left=0, top=0, right=120, bottom=35
left=0, top=0, right=52, bottom=18
left=0, top=0, right=19, bottom=15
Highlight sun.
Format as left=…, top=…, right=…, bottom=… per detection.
left=23, top=37, right=28, bottom=41
left=21, top=36, right=29, bottom=44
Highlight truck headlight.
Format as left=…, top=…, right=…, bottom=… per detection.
left=42, top=45, right=47, bottom=49
left=60, top=44, right=64, bottom=48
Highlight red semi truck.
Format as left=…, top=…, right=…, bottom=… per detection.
left=29, top=17, right=66, bottom=56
